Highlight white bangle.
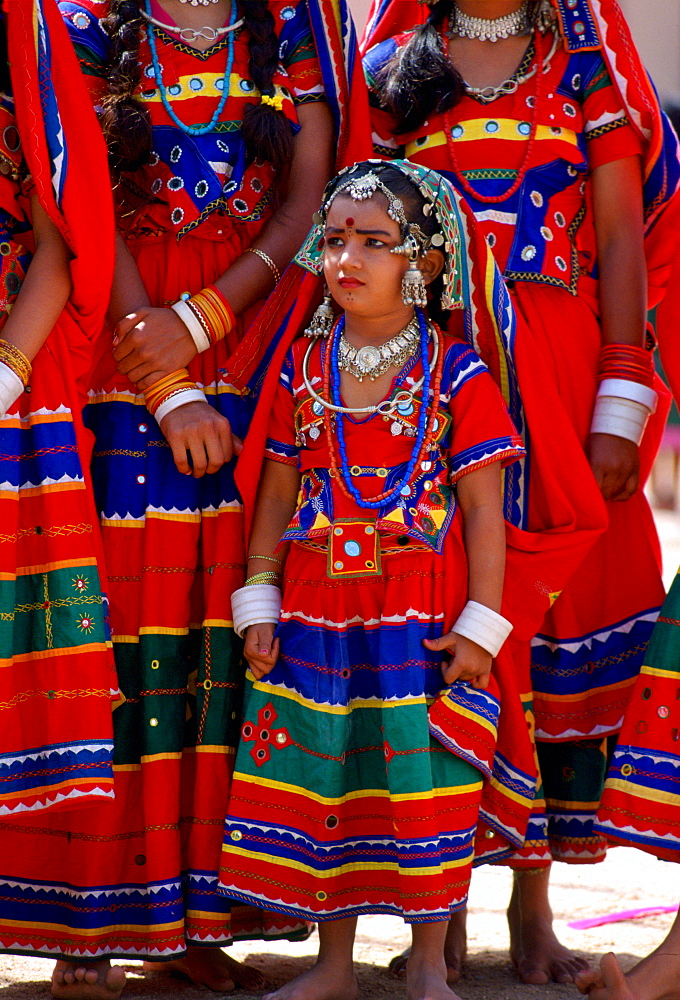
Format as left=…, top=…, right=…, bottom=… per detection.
left=591, top=392, right=655, bottom=446
left=154, top=387, right=207, bottom=425
left=231, top=584, right=282, bottom=638
left=171, top=299, right=210, bottom=354
left=0, top=360, right=24, bottom=417
left=451, top=600, right=513, bottom=658
left=598, top=378, right=658, bottom=413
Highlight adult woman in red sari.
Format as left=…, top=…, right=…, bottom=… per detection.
left=362, top=0, right=680, bottom=986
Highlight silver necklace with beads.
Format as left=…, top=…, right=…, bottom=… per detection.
left=451, top=2, right=532, bottom=43
left=338, top=317, right=420, bottom=382
left=178, top=0, right=221, bottom=7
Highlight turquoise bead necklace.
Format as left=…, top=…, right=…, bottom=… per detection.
left=144, top=0, right=238, bottom=136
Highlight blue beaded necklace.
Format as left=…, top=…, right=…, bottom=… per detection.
left=331, top=308, right=433, bottom=511
left=144, top=0, right=238, bottom=137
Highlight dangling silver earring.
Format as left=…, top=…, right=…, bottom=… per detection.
left=400, top=241, right=428, bottom=309
left=304, top=287, right=335, bottom=338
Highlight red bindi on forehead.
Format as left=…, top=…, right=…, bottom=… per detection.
left=345, top=217, right=355, bottom=227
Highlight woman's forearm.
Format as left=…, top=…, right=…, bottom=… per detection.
left=108, top=233, right=151, bottom=326
left=213, top=102, right=335, bottom=315
left=592, top=156, right=647, bottom=348
left=247, top=459, right=301, bottom=578
left=457, top=464, right=506, bottom=612
left=1, top=198, right=72, bottom=361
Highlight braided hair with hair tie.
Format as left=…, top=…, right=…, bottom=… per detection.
left=377, top=0, right=542, bottom=135
left=240, top=0, right=294, bottom=171
left=100, top=0, right=152, bottom=174
left=100, top=1, right=293, bottom=176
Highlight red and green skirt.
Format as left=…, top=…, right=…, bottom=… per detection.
left=219, top=536, right=537, bottom=923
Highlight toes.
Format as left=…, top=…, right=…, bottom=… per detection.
left=600, top=952, right=628, bottom=989
left=517, top=965, right=550, bottom=985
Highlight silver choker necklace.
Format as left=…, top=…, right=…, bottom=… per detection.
left=178, top=0, right=221, bottom=6
left=451, top=3, right=532, bottom=43
left=338, top=318, right=420, bottom=382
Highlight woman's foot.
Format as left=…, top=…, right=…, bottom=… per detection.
left=262, top=960, right=359, bottom=1000
left=576, top=950, right=680, bottom=1000
left=51, top=960, right=126, bottom=1000
left=388, top=909, right=467, bottom=984
left=144, top=946, right=267, bottom=992
left=508, top=868, right=589, bottom=984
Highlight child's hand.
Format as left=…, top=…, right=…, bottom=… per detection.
left=244, top=624, right=280, bottom=679
left=424, top=631, right=492, bottom=690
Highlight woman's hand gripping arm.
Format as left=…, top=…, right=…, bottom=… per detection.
left=112, top=102, right=335, bottom=384
left=424, top=462, right=506, bottom=690
left=588, top=155, right=647, bottom=502
left=244, top=458, right=301, bottom=680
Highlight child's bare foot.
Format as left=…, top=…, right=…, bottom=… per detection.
left=406, top=953, right=462, bottom=1000
left=51, top=960, right=126, bottom=1000
left=576, top=950, right=680, bottom=1000
left=144, top=946, right=266, bottom=992
left=508, top=868, right=589, bottom=984
left=388, top=909, right=467, bottom=984
left=262, top=960, right=358, bottom=1000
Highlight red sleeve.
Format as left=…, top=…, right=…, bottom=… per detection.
left=264, top=352, right=299, bottom=467
left=582, top=53, right=644, bottom=170
left=447, top=359, right=525, bottom=484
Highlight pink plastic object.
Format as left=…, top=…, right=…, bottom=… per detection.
left=569, top=906, right=679, bottom=930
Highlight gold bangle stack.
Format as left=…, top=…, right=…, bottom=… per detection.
left=244, top=571, right=281, bottom=587
left=245, top=247, right=281, bottom=285
left=0, top=339, right=32, bottom=386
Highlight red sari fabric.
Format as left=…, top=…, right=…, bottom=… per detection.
left=362, top=5, right=677, bottom=864
left=0, top=0, right=370, bottom=961
left=0, top=0, right=116, bottom=820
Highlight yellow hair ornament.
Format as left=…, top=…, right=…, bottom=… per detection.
left=261, top=93, right=284, bottom=112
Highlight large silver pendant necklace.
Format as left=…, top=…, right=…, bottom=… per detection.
left=451, top=2, right=532, bottom=43
left=338, top=317, right=420, bottom=382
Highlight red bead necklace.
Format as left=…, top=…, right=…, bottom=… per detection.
left=443, top=26, right=546, bottom=205
left=322, top=322, right=445, bottom=506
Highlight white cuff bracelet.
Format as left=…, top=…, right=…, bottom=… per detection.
left=231, top=584, right=282, bottom=638
left=598, top=378, right=658, bottom=413
left=154, top=387, right=207, bottom=425
left=591, top=394, right=652, bottom=446
left=171, top=299, right=211, bottom=354
left=452, top=600, right=513, bottom=658
left=0, top=360, right=24, bottom=418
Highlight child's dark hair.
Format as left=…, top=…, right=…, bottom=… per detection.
left=100, top=0, right=293, bottom=175
left=377, top=0, right=542, bottom=135
left=329, top=162, right=450, bottom=326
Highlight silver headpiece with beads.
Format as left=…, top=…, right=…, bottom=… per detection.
left=296, top=160, right=464, bottom=314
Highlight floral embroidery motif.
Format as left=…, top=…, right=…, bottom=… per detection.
left=242, top=703, right=292, bottom=766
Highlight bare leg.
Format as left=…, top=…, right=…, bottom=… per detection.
left=576, top=909, right=680, bottom=1000
left=406, top=922, right=463, bottom=1000
left=389, top=909, right=467, bottom=984
left=262, top=917, right=359, bottom=1000
left=51, top=960, right=126, bottom=1000
left=508, top=867, right=589, bottom=984
left=144, top=945, right=266, bottom=992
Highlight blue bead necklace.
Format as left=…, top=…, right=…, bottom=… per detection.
left=331, top=308, right=433, bottom=511
left=144, top=0, right=238, bottom=137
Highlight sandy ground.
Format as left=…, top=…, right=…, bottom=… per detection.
left=0, top=848, right=677, bottom=999
left=1, top=502, right=679, bottom=999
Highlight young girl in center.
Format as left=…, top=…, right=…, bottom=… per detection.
left=219, top=159, right=530, bottom=1000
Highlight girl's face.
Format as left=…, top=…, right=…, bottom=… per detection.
left=323, top=193, right=413, bottom=323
